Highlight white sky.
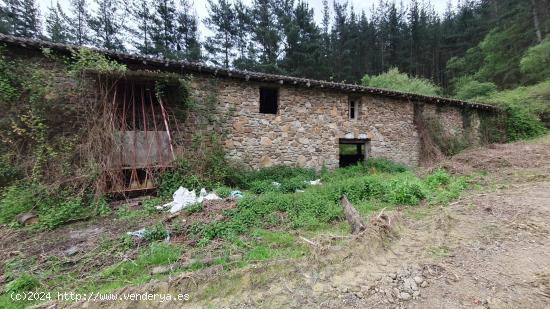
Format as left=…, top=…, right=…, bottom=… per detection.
left=39, top=0, right=458, bottom=31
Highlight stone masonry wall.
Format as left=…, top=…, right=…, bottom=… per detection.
left=421, top=103, right=482, bottom=147
left=184, top=76, right=426, bottom=169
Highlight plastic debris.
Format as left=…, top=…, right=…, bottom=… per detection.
left=156, top=186, right=222, bottom=214
left=295, top=189, right=305, bottom=193
left=127, top=228, right=146, bottom=238
left=308, top=179, right=322, bottom=186
left=272, top=181, right=281, bottom=188
left=230, top=190, right=244, bottom=198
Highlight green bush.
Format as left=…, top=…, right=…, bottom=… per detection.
left=0, top=183, right=96, bottom=230
left=248, top=180, right=279, bottom=194
left=520, top=39, right=550, bottom=83
left=5, top=274, right=40, bottom=293
left=503, top=104, right=547, bottom=141
left=157, top=159, right=218, bottom=197
left=361, top=68, right=441, bottom=96
left=185, top=167, right=467, bottom=243
left=424, top=169, right=451, bottom=188
left=38, top=195, right=86, bottom=230
left=0, top=156, right=20, bottom=187
left=0, top=184, right=38, bottom=224
left=384, top=178, right=426, bottom=205
left=452, top=76, right=497, bottom=100
left=214, top=186, right=232, bottom=198
left=143, top=223, right=169, bottom=242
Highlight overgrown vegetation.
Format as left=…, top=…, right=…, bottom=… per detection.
left=361, top=68, right=441, bottom=96
left=0, top=158, right=471, bottom=308
left=0, top=46, right=191, bottom=230
left=180, top=161, right=466, bottom=244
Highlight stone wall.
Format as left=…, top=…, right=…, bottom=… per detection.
left=419, top=103, right=482, bottom=148
left=4, top=47, right=483, bottom=170
left=183, top=76, right=443, bottom=169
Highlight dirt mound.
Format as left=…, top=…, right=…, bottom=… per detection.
left=436, top=137, right=550, bottom=174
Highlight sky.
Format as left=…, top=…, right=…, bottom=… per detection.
left=38, top=0, right=458, bottom=36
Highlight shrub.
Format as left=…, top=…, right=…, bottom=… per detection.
left=248, top=180, right=279, bottom=194
left=0, top=184, right=38, bottom=224
left=0, top=156, right=20, bottom=188
left=384, top=178, right=426, bottom=205
left=38, top=195, right=86, bottom=230
left=503, top=104, right=547, bottom=141
left=424, top=169, right=451, bottom=188
left=5, top=274, right=40, bottom=293
left=361, top=68, right=441, bottom=96
left=214, top=186, right=232, bottom=198
left=157, top=159, right=217, bottom=197
left=183, top=164, right=468, bottom=243
left=143, top=223, right=169, bottom=242
left=520, top=39, right=550, bottom=83
left=452, top=76, right=497, bottom=100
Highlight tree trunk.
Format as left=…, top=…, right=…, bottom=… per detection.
left=531, top=0, right=543, bottom=43
left=339, top=195, right=366, bottom=234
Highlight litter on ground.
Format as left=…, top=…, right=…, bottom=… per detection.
left=308, top=179, right=322, bottom=186
left=157, top=187, right=221, bottom=214
left=230, top=190, right=243, bottom=198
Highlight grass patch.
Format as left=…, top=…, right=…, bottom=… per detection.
left=184, top=164, right=467, bottom=244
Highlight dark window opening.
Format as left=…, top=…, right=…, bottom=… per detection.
left=259, top=87, right=278, bottom=114
left=349, top=97, right=360, bottom=119
left=339, top=139, right=369, bottom=167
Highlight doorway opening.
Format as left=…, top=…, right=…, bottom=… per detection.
left=339, top=139, right=369, bottom=167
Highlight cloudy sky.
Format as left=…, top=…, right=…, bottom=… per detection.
left=38, top=0, right=457, bottom=34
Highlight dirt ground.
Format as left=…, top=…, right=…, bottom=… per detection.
left=61, top=136, right=550, bottom=309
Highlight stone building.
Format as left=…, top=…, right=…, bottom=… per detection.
left=0, top=34, right=498, bottom=187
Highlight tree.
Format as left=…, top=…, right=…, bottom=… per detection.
left=151, top=0, right=178, bottom=57
left=280, top=1, right=322, bottom=78
left=129, top=0, right=154, bottom=55
left=1, top=0, right=41, bottom=38
left=520, top=39, right=550, bottom=83
left=249, top=0, right=281, bottom=72
left=232, top=0, right=252, bottom=68
left=66, top=0, right=90, bottom=45
left=204, top=0, right=236, bottom=67
left=45, top=2, right=70, bottom=43
left=361, top=68, right=441, bottom=96
left=176, top=0, right=201, bottom=61
left=88, top=0, right=126, bottom=51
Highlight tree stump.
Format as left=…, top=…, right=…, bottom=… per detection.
left=339, top=195, right=366, bottom=234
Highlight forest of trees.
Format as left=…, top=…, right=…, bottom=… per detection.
left=0, top=0, right=548, bottom=93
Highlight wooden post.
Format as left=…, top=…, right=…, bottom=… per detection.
left=339, top=195, right=366, bottom=234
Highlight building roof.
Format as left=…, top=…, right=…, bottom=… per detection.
left=0, top=33, right=498, bottom=111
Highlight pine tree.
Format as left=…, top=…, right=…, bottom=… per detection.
left=45, top=2, right=70, bottom=43
left=88, top=0, right=126, bottom=50
left=150, top=0, right=178, bottom=57
left=129, top=0, right=154, bottom=55
left=20, top=0, right=41, bottom=38
left=66, top=0, right=90, bottom=45
left=176, top=0, right=201, bottom=61
left=280, top=1, right=322, bottom=78
left=249, top=0, right=281, bottom=72
left=232, top=0, right=252, bottom=68
left=2, top=0, right=41, bottom=38
left=204, top=0, right=236, bottom=67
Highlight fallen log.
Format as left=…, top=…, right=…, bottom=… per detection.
left=339, top=195, right=366, bottom=234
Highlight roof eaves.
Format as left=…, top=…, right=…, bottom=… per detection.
left=0, top=34, right=499, bottom=112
